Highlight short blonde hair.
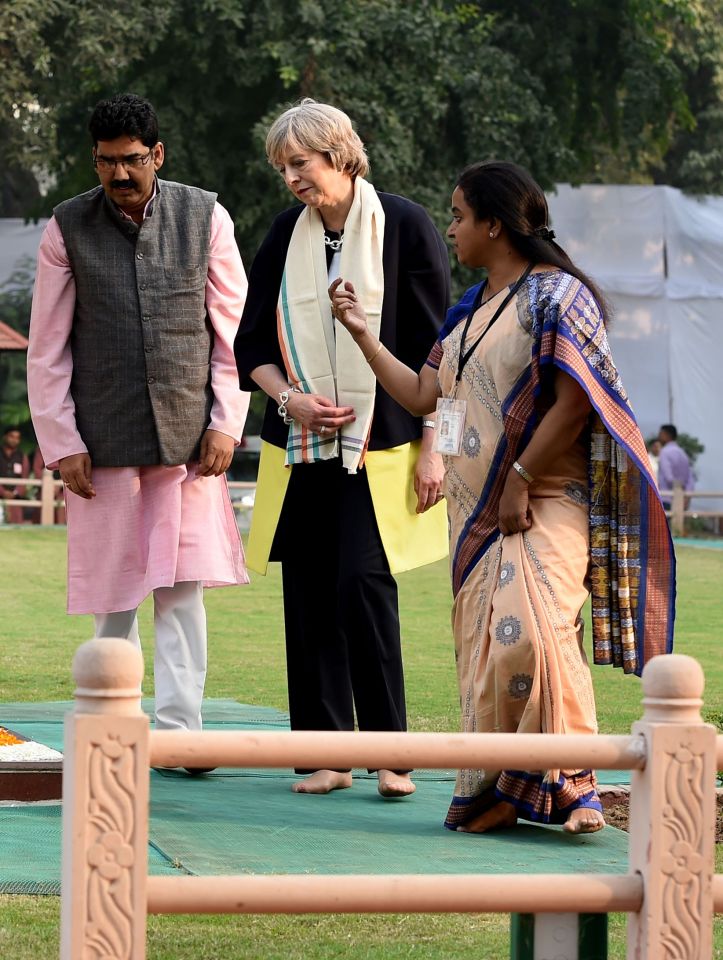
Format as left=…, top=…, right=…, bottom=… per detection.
left=266, top=99, right=369, bottom=179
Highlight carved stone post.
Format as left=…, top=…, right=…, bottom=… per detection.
left=61, top=637, right=150, bottom=960
left=627, top=654, right=716, bottom=959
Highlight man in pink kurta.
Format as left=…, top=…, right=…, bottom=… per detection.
left=27, top=94, right=249, bottom=746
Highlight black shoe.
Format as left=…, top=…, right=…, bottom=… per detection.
left=183, top=767, right=216, bottom=775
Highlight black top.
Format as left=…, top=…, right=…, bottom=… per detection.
left=234, top=191, right=451, bottom=450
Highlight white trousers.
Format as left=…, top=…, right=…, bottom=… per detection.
left=94, top=580, right=207, bottom=730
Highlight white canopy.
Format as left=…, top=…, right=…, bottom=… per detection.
left=548, top=185, right=721, bottom=501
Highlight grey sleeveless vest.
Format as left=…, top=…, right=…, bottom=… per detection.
left=54, top=179, right=217, bottom=466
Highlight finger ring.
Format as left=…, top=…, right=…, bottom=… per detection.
left=319, top=425, right=326, bottom=435
left=435, top=493, right=444, bottom=501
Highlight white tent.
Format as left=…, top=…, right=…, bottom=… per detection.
left=548, top=184, right=722, bottom=501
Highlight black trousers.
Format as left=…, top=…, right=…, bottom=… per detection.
left=272, top=457, right=407, bottom=774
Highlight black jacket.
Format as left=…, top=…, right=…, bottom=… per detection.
left=234, top=191, right=450, bottom=450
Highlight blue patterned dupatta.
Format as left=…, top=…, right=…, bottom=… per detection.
left=433, top=270, right=675, bottom=677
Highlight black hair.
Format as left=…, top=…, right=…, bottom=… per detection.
left=456, top=161, right=609, bottom=324
left=3, top=425, right=21, bottom=435
left=660, top=424, right=678, bottom=440
left=88, top=93, right=159, bottom=147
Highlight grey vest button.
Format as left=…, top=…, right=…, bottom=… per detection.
left=136, top=252, right=144, bottom=260
left=147, top=376, right=155, bottom=384
left=144, top=346, right=152, bottom=353
left=139, top=283, right=147, bottom=290
left=142, top=314, right=151, bottom=321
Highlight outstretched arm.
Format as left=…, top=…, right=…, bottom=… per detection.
left=330, top=279, right=439, bottom=416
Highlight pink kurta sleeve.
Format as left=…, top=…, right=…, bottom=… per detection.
left=206, top=203, right=250, bottom=442
left=27, top=217, right=88, bottom=469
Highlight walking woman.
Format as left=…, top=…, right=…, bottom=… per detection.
left=234, top=100, right=450, bottom=797
left=331, top=160, right=674, bottom=832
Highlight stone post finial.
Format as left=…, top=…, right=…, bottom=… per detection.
left=72, top=636, right=144, bottom=715
left=62, top=637, right=149, bottom=959
left=640, top=652, right=704, bottom=723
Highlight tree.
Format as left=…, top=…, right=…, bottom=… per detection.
left=649, top=0, right=723, bottom=193
left=0, top=0, right=175, bottom=214
left=21, top=2, right=715, bottom=244
left=7, top=0, right=723, bottom=257
left=4, top=0, right=722, bottom=433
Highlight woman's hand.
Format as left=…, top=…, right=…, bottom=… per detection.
left=498, top=470, right=532, bottom=535
left=286, top=391, right=355, bottom=435
left=414, top=448, right=445, bottom=514
left=329, top=278, right=369, bottom=339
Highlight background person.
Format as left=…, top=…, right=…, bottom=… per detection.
left=332, top=160, right=675, bottom=833
left=657, top=424, right=694, bottom=506
left=27, top=93, right=250, bottom=748
left=0, top=426, right=30, bottom=524
left=234, top=99, right=450, bottom=798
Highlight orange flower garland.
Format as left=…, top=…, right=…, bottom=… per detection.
left=0, top=727, right=25, bottom=747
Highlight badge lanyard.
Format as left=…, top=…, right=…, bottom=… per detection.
left=434, top=262, right=535, bottom=456
left=456, top=261, right=535, bottom=384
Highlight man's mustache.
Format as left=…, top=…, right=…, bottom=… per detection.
left=111, top=179, right=137, bottom=189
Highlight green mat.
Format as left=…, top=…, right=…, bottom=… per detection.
left=0, top=700, right=630, bottom=895
left=0, top=806, right=183, bottom=895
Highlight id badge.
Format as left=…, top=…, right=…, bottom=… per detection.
left=434, top=397, right=467, bottom=456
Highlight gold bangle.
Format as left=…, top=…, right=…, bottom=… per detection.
left=512, top=460, right=534, bottom=484
left=365, top=342, right=383, bottom=364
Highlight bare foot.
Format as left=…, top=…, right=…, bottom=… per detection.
left=377, top=770, right=416, bottom=798
left=457, top=801, right=518, bottom=833
left=291, top=770, right=353, bottom=794
left=563, top=808, right=605, bottom=834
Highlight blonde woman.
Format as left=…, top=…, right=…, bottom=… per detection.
left=234, top=100, right=450, bottom=798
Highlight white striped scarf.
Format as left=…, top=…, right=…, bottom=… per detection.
left=277, top=177, right=385, bottom=473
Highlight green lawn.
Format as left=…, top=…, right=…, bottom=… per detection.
left=1, top=527, right=721, bottom=959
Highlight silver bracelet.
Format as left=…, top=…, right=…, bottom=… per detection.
left=422, top=419, right=436, bottom=429
left=278, top=387, right=300, bottom=425
left=512, top=460, right=534, bottom=484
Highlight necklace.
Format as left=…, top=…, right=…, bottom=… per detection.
left=324, top=232, right=343, bottom=252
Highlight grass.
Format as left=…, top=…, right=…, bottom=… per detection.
left=1, top=527, right=722, bottom=958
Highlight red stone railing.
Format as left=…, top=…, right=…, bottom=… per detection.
left=60, top=640, right=722, bottom=959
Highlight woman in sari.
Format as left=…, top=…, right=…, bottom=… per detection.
left=331, top=160, right=674, bottom=834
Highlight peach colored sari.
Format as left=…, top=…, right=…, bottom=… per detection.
left=427, top=270, right=672, bottom=826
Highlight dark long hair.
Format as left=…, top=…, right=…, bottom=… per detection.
left=456, top=161, right=609, bottom=324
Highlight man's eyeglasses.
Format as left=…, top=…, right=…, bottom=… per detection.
left=93, top=150, right=154, bottom=172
